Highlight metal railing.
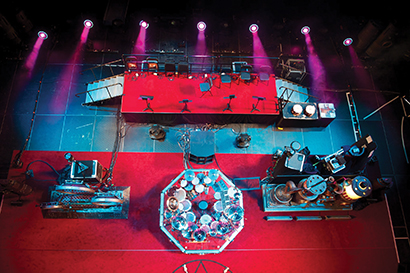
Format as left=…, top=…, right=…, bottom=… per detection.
left=79, top=58, right=124, bottom=82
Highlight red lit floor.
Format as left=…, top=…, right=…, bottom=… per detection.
left=0, top=151, right=397, bottom=273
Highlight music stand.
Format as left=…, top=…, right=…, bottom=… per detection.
left=251, top=96, right=266, bottom=113
left=223, top=95, right=236, bottom=112
left=179, top=99, right=192, bottom=113
left=139, top=95, right=154, bottom=112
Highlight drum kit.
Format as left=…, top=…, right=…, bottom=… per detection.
left=164, top=170, right=244, bottom=242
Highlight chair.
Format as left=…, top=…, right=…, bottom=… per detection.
left=200, top=77, right=213, bottom=97
left=124, top=56, right=138, bottom=72
left=220, top=67, right=231, bottom=87
left=177, top=61, right=189, bottom=77
left=240, top=64, right=252, bottom=82
left=164, top=59, right=176, bottom=77
left=141, top=57, right=158, bottom=72
left=258, top=65, right=271, bottom=85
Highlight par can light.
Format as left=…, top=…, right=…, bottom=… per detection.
left=249, top=24, right=259, bottom=33
left=38, top=31, right=48, bottom=40
left=343, top=38, right=353, bottom=46
left=301, top=26, right=310, bottom=35
left=83, top=19, right=94, bottom=29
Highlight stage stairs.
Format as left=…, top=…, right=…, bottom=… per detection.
left=275, top=77, right=320, bottom=110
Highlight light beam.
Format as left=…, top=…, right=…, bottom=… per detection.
left=304, top=32, right=327, bottom=98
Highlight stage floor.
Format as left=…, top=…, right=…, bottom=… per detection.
left=0, top=151, right=397, bottom=273
left=121, top=72, right=279, bottom=117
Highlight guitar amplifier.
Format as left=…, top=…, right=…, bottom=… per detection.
left=70, top=160, right=103, bottom=183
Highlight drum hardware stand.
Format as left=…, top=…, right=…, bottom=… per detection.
left=179, top=99, right=192, bottom=113
left=223, top=95, right=236, bottom=112
left=251, top=96, right=266, bottom=113
left=139, top=95, right=154, bottom=112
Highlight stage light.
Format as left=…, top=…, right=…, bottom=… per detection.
left=301, top=26, right=310, bottom=35
left=343, top=38, right=353, bottom=46
left=38, top=31, right=48, bottom=40
left=249, top=24, right=259, bottom=33
left=139, top=20, right=149, bottom=29
left=197, top=21, right=206, bottom=31
left=83, top=19, right=94, bottom=29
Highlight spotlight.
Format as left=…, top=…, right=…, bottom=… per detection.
left=197, top=21, right=206, bottom=31
left=139, top=20, right=149, bottom=29
left=37, top=31, right=48, bottom=40
left=83, top=19, right=94, bottom=29
left=149, top=125, right=166, bottom=141
left=235, top=133, right=251, bottom=148
left=301, top=26, right=310, bottom=35
left=249, top=24, right=259, bottom=33
left=343, top=38, right=353, bottom=46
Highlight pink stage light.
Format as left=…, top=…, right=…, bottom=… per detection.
left=139, top=20, right=149, bottom=29
left=252, top=29, right=272, bottom=73
left=301, top=26, right=310, bottom=35
left=249, top=24, right=259, bottom=33
left=197, top=21, right=206, bottom=31
left=24, top=35, right=45, bottom=77
left=304, top=32, right=327, bottom=98
left=38, top=31, right=48, bottom=40
left=83, top=19, right=94, bottom=29
left=343, top=38, right=353, bottom=46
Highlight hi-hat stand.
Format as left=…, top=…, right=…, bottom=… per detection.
left=223, top=95, right=236, bottom=112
